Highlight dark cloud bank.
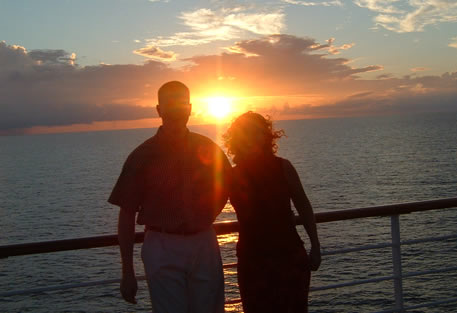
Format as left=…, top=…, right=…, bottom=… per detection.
left=0, top=35, right=456, bottom=134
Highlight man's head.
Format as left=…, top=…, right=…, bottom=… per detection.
left=156, top=81, right=191, bottom=128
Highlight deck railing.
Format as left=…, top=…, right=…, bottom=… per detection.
left=1, top=197, right=457, bottom=312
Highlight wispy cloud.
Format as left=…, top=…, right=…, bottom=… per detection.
left=354, top=0, right=403, bottom=14
left=223, top=11, right=285, bottom=34
left=410, top=67, right=429, bottom=72
left=133, top=46, right=177, bottom=61
left=449, top=36, right=457, bottom=48
left=143, top=7, right=285, bottom=48
left=355, top=0, right=457, bottom=32
left=283, top=0, right=343, bottom=7
left=324, top=38, right=355, bottom=54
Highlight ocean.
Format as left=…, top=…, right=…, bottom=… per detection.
left=1, top=112, right=456, bottom=312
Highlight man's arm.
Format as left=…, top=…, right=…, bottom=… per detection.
left=118, top=208, right=138, bottom=304
left=282, top=159, right=322, bottom=271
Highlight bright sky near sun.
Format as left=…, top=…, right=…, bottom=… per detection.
left=0, top=0, right=456, bottom=134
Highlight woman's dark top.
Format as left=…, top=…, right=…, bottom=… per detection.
left=230, top=155, right=304, bottom=259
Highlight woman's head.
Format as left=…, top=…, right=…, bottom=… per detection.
left=223, top=111, right=285, bottom=163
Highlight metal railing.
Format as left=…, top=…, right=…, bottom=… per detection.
left=1, top=197, right=457, bottom=312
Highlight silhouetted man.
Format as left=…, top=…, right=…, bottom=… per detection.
left=109, top=81, right=230, bottom=313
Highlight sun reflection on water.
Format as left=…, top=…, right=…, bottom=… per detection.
left=217, top=232, right=239, bottom=246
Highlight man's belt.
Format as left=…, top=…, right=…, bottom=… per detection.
left=146, top=225, right=201, bottom=236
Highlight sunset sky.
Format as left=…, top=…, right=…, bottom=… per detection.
left=1, top=0, right=456, bottom=135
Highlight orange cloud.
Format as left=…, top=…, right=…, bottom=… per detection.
left=185, top=34, right=382, bottom=98
left=410, top=67, right=429, bottom=72
left=0, top=36, right=456, bottom=135
left=133, top=46, right=177, bottom=61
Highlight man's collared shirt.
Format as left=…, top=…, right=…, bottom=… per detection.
left=108, top=127, right=231, bottom=233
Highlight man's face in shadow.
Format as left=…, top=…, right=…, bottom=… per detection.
left=157, top=89, right=191, bottom=127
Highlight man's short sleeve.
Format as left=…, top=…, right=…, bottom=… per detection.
left=108, top=153, right=144, bottom=213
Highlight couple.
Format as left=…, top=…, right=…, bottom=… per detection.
left=108, top=81, right=321, bottom=313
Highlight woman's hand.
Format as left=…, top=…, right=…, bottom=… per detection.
left=309, top=245, right=321, bottom=271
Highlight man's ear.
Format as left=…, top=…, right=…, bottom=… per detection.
left=156, top=104, right=162, bottom=117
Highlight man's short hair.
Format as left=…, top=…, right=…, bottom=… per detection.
left=158, top=81, right=190, bottom=105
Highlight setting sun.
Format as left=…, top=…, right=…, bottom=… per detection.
left=206, top=97, right=232, bottom=119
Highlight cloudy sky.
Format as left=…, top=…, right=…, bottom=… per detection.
left=0, top=0, right=456, bottom=134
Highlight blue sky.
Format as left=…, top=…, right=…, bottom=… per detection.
left=2, top=0, right=456, bottom=73
left=0, top=0, right=456, bottom=134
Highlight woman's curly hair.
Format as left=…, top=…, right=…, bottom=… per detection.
left=223, top=111, right=285, bottom=163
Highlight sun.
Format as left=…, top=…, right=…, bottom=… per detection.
left=206, top=96, right=232, bottom=119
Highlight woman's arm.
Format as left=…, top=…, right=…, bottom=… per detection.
left=282, top=159, right=321, bottom=271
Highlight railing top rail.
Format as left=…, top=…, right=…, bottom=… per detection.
left=1, top=197, right=456, bottom=259
left=314, top=197, right=457, bottom=223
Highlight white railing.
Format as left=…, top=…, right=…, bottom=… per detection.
left=1, top=198, right=457, bottom=312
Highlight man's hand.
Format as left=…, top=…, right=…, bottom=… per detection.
left=120, top=272, right=138, bottom=304
left=309, top=245, right=321, bottom=271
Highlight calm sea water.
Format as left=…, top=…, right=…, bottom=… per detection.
left=1, top=113, right=456, bottom=312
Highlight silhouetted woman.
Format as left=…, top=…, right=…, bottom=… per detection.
left=223, top=112, right=321, bottom=313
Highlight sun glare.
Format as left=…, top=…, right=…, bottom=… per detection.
left=206, top=97, right=232, bottom=119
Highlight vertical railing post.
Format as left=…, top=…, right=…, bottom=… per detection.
left=391, top=214, right=404, bottom=312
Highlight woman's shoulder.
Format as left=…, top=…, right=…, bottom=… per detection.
left=274, top=157, right=300, bottom=184
left=274, top=156, right=294, bottom=169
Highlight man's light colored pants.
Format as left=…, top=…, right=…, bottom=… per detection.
left=141, top=228, right=225, bottom=313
